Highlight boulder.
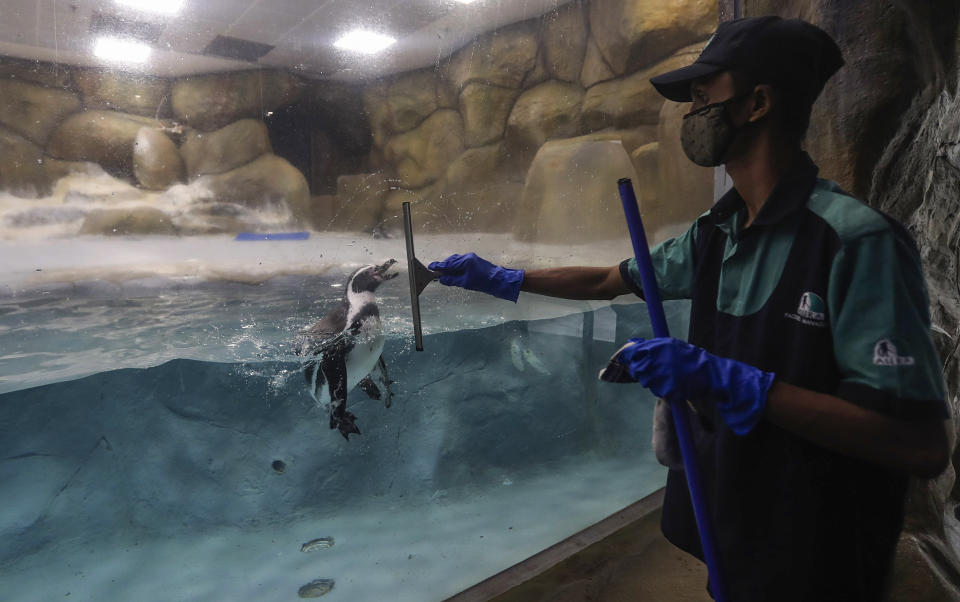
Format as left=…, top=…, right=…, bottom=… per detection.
left=505, top=81, right=585, bottom=157
left=46, top=110, right=162, bottom=177
left=385, top=69, right=444, bottom=134
left=513, top=137, right=639, bottom=244
left=133, top=127, right=183, bottom=190
left=196, top=153, right=310, bottom=221
left=326, top=172, right=392, bottom=232
left=542, top=1, right=589, bottom=83
left=629, top=142, right=665, bottom=239
left=580, top=35, right=616, bottom=88
left=522, top=50, right=551, bottom=89
left=0, top=79, right=81, bottom=145
left=171, top=70, right=303, bottom=132
left=79, top=207, right=177, bottom=236
left=442, top=21, right=539, bottom=92
left=0, top=56, right=73, bottom=89
left=655, top=99, right=714, bottom=241
left=581, top=42, right=704, bottom=132
left=384, top=110, right=464, bottom=189
left=588, top=0, right=716, bottom=76
left=0, top=127, right=48, bottom=197
left=179, top=119, right=272, bottom=179
left=459, top=83, right=520, bottom=148
left=72, top=69, right=172, bottom=118
left=43, top=157, right=99, bottom=185
left=381, top=179, right=448, bottom=233
left=444, top=144, right=522, bottom=232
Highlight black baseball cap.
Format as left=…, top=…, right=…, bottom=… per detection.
left=650, top=16, right=844, bottom=103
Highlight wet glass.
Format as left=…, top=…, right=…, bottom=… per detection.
left=0, top=0, right=715, bottom=599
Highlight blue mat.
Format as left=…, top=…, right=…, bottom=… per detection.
left=234, top=232, right=310, bottom=241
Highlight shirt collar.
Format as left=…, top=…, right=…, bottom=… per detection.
left=710, top=152, right=820, bottom=233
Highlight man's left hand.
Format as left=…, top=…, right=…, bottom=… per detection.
left=599, top=337, right=776, bottom=435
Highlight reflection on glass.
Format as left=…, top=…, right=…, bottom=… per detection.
left=0, top=0, right=715, bottom=599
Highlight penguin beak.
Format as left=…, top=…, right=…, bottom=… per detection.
left=375, top=258, right=399, bottom=281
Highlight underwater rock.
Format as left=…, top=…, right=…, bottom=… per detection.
left=0, top=56, right=73, bottom=89
left=179, top=119, right=272, bottom=179
left=581, top=42, right=704, bottom=132
left=72, top=69, right=172, bottom=118
left=171, top=70, right=303, bottom=132
left=46, top=110, right=162, bottom=178
left=442, top=21, right=539, bottom=93
left=384, top=110, right=464, bottom=189
left=459, top=83, right=521, bottom=148
left=505, top=81, right=585, bottom=157
left=588, top=0, right=716, bottom=76
left=79, top=207, right=176, bottom=236
left=298, top=578, right=335, bottom=598
left=542, top=2, right=589, bottom=84
left=580, top=35, right=616, bottom=89
left=0, top=127, right=49, bottom=197
left=196, top=153, right=310, bottom=221
left=133, top=127, right=183, bottom=190
left=0, top=79, right=81, bottom=146
left=514, top=138, right=638, bottom=244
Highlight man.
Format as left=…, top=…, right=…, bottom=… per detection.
left=428, top=16, right=952, bottom=601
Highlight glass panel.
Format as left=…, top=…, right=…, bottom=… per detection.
left=0, top=0, right=714, bottom=599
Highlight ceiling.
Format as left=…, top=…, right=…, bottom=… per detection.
left=0, top=0, right=570, bottom=81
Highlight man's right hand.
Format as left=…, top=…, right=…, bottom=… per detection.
left=428, top=253, right=525, bottom=302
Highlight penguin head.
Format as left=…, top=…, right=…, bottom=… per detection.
left=349, top=258, right=398, bottom=294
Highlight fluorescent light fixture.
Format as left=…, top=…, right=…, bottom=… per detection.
left=334, top=30, right=397, bottom=55
left=94, top=37, right=152, bottom=64
left=116, top=0, right=184, bottom=15
left=452, top=0, right=479, bottom=4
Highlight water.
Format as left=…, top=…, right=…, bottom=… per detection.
left=0, top=235, right=688, bottom=601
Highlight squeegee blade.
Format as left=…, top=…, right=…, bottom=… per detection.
left=402, top=202, right=428, bottom=351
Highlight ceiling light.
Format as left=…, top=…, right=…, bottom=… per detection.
left=452, top=0, right=479, bottom=4
left=116, top=0, right=184, bottom=15
left=94, top=37, right=152, bottom=64
left=334, top=30, right=397, bottom=55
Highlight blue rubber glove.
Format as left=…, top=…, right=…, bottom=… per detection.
left=599, top=337, right=775, bottom=435
left=428, top=253, right=524, bottom=303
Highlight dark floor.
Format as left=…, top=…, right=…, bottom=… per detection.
left=489, top=506, right=711, bottom=602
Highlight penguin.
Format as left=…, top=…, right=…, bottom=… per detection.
left=297, top=259, right=398, bottom=440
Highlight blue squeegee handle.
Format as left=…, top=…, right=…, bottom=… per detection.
left=617, top=178, right=729, bottom=602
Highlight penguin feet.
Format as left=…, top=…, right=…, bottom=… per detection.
left=331, top=410, right=362, bottom=441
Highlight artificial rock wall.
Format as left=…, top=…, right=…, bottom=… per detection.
left=359, top=0, right=719, bottom=243
left=0, top=59, right=369, bottom=235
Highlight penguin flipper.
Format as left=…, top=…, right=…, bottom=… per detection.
left=375, top=355, right=394, bottom=408
left=320, top=340, right=360, bottom=440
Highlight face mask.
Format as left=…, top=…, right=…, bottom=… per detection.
left=680, top=92, right=753, bottom=167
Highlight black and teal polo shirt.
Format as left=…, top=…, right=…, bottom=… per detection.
left=619, top=153, right=949, bottom=601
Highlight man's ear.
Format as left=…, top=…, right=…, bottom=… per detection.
left=748, top=84, right=775, bottom=122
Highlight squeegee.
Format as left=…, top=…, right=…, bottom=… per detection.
left=616, top=178, right=729, bottom=602
left=402, top=202, right=440, bottom=351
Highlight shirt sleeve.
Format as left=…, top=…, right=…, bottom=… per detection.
left=828, top=229, right=948, bottom=420
left=619, top=219, right=699, bottom=301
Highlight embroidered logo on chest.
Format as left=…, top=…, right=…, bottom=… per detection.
left=873, top=339, right=915, bottom=366
left=784, top=291, right=827, bottom=328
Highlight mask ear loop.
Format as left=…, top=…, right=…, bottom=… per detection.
left=683, top=90, right=756, bottom=119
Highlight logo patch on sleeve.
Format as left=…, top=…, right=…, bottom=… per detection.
left=785, top=291, right=827, bottom=328
left=873, top=339, right=915, bottom=366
